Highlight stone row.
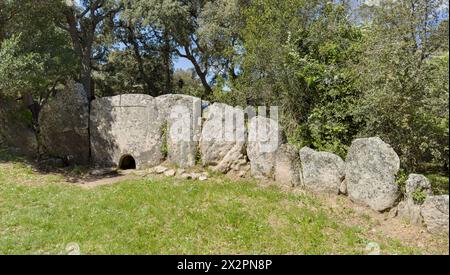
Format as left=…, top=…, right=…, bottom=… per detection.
left=38, top=84, right=449, bottom=236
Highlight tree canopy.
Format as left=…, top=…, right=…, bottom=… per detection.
left=0, top=0, right=448, bottom=173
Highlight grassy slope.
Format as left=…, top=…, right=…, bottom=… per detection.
left=0, top=150, right=448, bottom=255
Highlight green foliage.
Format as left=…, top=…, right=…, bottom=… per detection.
left=232, top=0, right=364, bottom=157
left=15, top=108, right=33, bottom=127
left=426, top=174, right=450, bottom=195
left=1, top=0, right=76, bottom=100
left=172, top=69, right=205, bottom=97
left=412, top=188, right=428, bottom=205
left=195, top=147, right=202, bottom=164
left=124, top=0, right=244, bottom=95
left=0, top=36, right=43, bottom=97
left=94, top=49, right=170, bottom=97
left=358, top=0, right=449, bottom=172
left=197, top=0, right=243, bottom=80
left=396, top=170, right=409, bottom=196
left=210, top=86, right=247, bottom=108
left=160, top=122, right=169, bottom=158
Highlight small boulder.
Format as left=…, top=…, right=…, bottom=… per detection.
left=345, top=137, right=400, bottom=212
left=238, top=171, right=247, bottom=178
left=176, top=168, right=186, bottom=175
left=339, top=181, right=348, bottom=195
left=421, top=195, right=449, bottom=235
left=90, top=168, right=116, bottom=177
left=405, top=174, right=433, bottom=199
left=164, top=169, right=176, bottom=177
left=154, top=165, right=168, bottom=174
left=39, top=157, right=66, bottom=169
left=181, top=173, right=193, bottom=180
left=299, top=147, right=345, bottom=194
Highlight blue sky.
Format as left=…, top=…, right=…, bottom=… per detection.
left=174, top=57, right=193, bottom=71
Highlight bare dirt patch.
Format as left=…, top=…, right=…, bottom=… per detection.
left=76, top=173, right=138, bottom=189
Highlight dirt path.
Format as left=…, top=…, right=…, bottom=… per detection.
left=76, top=173, right=138, bottom=189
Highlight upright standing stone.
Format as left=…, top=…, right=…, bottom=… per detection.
left=39, top=82, right=89, bottom=165
left=200, top=103, right=247, bottom=173
left=156, top=94, right=202, bottom=168
left=275, top=144, right=301, bottom=187
left=299, top=147, right=345, bottom=194
left=345, top=137, right=401, bottom=212
left=90, top=94, right=164, bottom=169
left=247, top=116, right=285, bottom=179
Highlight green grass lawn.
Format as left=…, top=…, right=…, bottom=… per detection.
left=0, top=150, right=448, bottom=255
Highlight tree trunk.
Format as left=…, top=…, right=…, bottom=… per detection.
left=63, top=8, right=94, bottom=102
left=81, top=56, right=93, bottom=101
left=128, top=30, right=159, bottom=97
left=20, top=92, right=42, bottom=160
left=163, top=30, right=173, bottom=94
left=181, top=45, right=213, bottom=96
left=195, top=65, right=213, bottom=96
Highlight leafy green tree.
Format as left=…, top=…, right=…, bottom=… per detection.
left=1, top=0, right=78, bottom=157
left=231, top=0, right=363, bottom=156
left=1, top=0, right=77, bottom=120
left=58, top=0, right=123, bottom=100
left=109, top=17, right=174, bottom=96
left=0, top=36, right=43, bottom=98
left=358, top=0, right=449, bottom=172
left=173, top=68, right=204, bottom=96
left=93, top=47, right=172, bottom=97
left=197, top=0, right=244, bottom=82
left=124, top=0, right=243, bottom=97
left=123, top=0, right=210, bottom=95
left=0, top=0, right=15, bottom=42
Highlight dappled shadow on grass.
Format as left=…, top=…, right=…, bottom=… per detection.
left=0, top=145, right=120, bottom=185
left=0, top=146, right=28, bottom=163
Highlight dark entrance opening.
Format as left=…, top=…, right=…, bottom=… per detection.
left=119, top=155, right=136, bottom=170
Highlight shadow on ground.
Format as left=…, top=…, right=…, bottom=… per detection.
left=0, top=145, right=123, bottom=184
